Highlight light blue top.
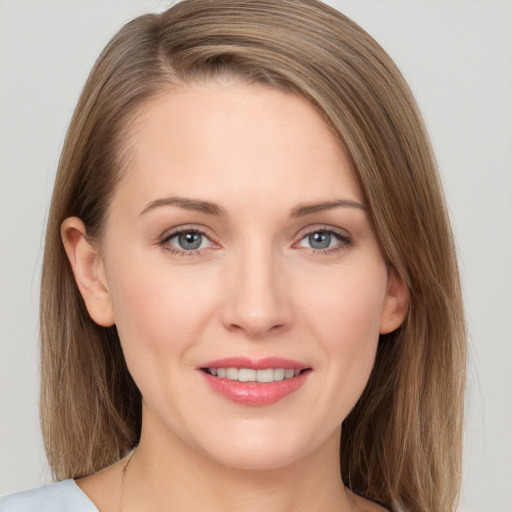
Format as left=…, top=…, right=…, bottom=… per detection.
left=0, top=480, right=98, bottom=512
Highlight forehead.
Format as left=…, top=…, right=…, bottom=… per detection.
left=112, top=81, right=362, bottom=214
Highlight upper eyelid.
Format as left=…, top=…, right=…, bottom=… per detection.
left=292, top=225, right=352, bottom=251
left=160, top=225, right=215, bottom=242
left=158, top=224, right=351, bottom=249
left=294, top=224, right=351, bottom=240
left=159, top=227, right=218, bottom=256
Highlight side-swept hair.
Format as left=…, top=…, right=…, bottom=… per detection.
left=40, top=2, right=466, bottom=511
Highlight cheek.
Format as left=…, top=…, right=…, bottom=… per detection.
left=302, top=260, right=387, bottom=347
left=297, top=261, right=387, bottom=415
left=105, top=252, right=220, bottom=362
left=104, top=255, right=224, bottom=423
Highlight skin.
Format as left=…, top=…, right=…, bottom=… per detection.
left=62, top=81, right=408, bottom=512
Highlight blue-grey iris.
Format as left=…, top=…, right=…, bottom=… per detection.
left=309, top=231, right=331, bottom=249
left=178, top=232, right=202, bottom=250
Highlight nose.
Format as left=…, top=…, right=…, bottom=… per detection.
left=220, top=243, right=293, bottom=338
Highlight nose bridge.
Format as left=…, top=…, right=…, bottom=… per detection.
left=221, top=237, right=292, bottom=337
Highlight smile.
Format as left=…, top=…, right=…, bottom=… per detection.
left=199, top=357, right=311, bottom=406
left=203, top=368, right=302, bottom=382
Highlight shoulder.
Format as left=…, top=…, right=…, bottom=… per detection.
left=0, top=480, right=99, bottom=512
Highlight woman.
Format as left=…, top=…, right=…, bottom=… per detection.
left=0, top=1, right=466, bottom=511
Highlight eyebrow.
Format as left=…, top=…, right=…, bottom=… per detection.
left=140, top=197, right=225, bottom=216
left=139, top=196, right=366, bottom=218
left=290, top=199, right=366, bottom=217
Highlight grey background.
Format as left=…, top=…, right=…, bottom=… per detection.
left=1, top=1, right=511, bottom=511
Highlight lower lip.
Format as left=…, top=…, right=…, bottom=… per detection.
left=201, top=370, right=310, bottom=406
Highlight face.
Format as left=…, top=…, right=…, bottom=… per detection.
left=67, top=81, right=407, bottom=471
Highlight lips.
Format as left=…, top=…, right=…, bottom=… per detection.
left=199, top=357, right=311, bottom=406
left=205, top=367, right=300, bottom=382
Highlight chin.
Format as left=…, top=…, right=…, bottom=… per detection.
left=210, top=446, right=303, bottom=472
left=197, top=423, right=325, bottom=472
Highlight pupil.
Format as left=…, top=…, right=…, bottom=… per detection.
left=309, top=231, right=330, bottom=249
left=178, top=232, right=202, bottom=250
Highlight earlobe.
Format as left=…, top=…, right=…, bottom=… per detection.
left=61, top=217, right=115, bottom=327
left=379, top=268, right=410, bottom=334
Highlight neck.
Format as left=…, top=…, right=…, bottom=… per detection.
left=122, top=418, right=355, bottom=512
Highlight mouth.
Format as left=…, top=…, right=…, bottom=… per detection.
left=202, top=367, right=307, bottom=382
left=199, top=357, right=312, bottom=406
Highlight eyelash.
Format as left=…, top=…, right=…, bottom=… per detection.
left=293, top=226, right=353, bottom=255
left=158, top=225, right=352, bottom=258
left=159, top=226, right=216, bottom=258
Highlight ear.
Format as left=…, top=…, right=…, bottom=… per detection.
left=379, top=267, right=410, bottom=334
left=61, top=217, right=115, bottom=327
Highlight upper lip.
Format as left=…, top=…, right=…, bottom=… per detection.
left=199, top=356, right=310, bottom=371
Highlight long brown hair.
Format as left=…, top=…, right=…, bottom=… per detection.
left=40, top=1, right=466, bottom=511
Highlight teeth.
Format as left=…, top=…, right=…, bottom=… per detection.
left=238, top=368, right=256, bottom=382
left=256, top=369, right=274, bottom=383
left=273, top=368, right=285, bottom=381
left=226, top=367, right=238, bottom=380
left=207, top=367, right=302, bottom=382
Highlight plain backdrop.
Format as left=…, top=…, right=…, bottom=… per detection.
left=1, top=1, right=511, bottom=511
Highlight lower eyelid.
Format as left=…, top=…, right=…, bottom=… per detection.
left=296, top=229, right=352, bottom=248
left=158, top=226, right=351, bottom=256
left=158, top=226, right=223, bottom=258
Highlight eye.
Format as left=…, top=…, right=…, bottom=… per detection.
left=296, top=228, right=351, bottom=252
left=162, top=229, right=213, bottom=253
left=302, top=231, right=334, bottom=250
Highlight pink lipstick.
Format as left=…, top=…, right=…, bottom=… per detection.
left=198, top=357, right=311, bottom=406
